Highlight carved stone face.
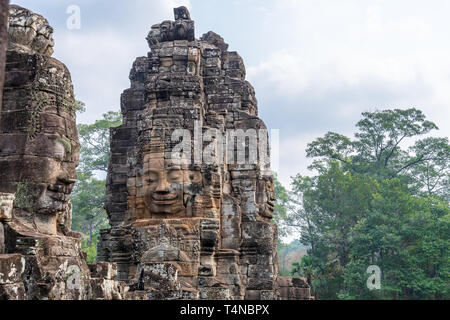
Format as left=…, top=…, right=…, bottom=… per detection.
left=144, top=161, right=185, bottom=215
left=131, top=153, right=203, bottom=220
left=0, top=32, right=79, bottom=234
left=21, top=150, right=77, bottom=217
left=159, top=21, right=172, bottom=42
left=0, top=122, right=79, bottom=234
left=257, top=177, right=276, bottom=219
left=145, top=8, right=195, bottom=48
left=266, top=180, right=276, bottom=217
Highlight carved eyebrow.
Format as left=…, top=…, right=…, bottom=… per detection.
left=167, top=166, right=182, bottom=170
left=144, top=170, right=160, bottom=175
left=167, top=170, right=183, bottom=177
left=167, top=170, right=182, bottom=175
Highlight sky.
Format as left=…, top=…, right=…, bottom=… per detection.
left=11, top=0, right=450, bottom=188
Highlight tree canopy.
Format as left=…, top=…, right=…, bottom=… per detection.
left=275, top=108, right=449, bottom=300
left=71, top=109, right=122, bottom=262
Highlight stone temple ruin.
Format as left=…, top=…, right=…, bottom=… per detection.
left=0, top=5, right=125, bottom=300
left=0, top=5, right=312, bottom=300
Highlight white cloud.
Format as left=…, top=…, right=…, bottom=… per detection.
left=48, top=0, right=191, bottom=123
left=248, top=50, right=432, bottom=101
left=54, top=29, right=145, bottom=123
left=125, top=0, right=191, bottom=21
left=246, top=0, right=450, bottom=182
left=9, top=0, right=449, bottom=183
left=276, top=133, right=318, bottom=188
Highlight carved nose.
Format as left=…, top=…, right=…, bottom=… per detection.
left=155, top=177, right=170, bottom=193
left=57, top=173, right=77, bottom=185
left=61, top=177, right=77, bottom=184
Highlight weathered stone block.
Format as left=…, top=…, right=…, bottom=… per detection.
left=0, top=254, right=25, bottom=284
left=199, top=287, right=231, bottom=300
left=0, top=193, right=14, bottom=222
left=0, top=282, right=26, bottom=300
left=90, top=278, right=127, bottom=300
left=89, top=262, right=118, bottom=280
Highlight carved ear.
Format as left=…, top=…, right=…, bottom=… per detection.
left=183, top=194, right=194, bottom=207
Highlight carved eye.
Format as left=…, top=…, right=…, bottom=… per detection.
left=185, top=171, right=202, bottom=183
left=168, top=170, right=182, bottom=182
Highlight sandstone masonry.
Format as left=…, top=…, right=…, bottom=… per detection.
left=98, top=6, right=312, bottom=300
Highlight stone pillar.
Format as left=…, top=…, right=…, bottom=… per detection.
left=1, top=5, right=76, bottom=236
left=0, top=223, right=4, bottom=254
left=0, top=0, right=9, bottom=113
left=0, top=193, right=14, bottom=254
left=100, top=6, right=290, bottom=300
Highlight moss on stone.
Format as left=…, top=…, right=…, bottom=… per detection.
left=14, top=181, right=33, bottom=209
left=57, top=137, right=72, bottom=154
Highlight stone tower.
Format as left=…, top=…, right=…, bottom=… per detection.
left=0, top=5, right=126, bottom=300
left=99, top=6, right=282, bottom=300
left=0, top=5, right=75, bottom=237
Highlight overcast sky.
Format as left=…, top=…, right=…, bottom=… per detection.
left=11, top=0, right=450, bottom=187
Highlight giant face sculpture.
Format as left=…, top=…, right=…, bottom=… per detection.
left=146, top=6, right=195, bottom=48
left=101, top=6, right=283, bottom=299
left=143, top=156, right=185, bottom=216
left=131, top=152, right=203, bottom=221
left=257, top=176, right=276, bottom=219
left=0, top=68, right=79, bottom=234
left=0, top=6, right=79, bottom=235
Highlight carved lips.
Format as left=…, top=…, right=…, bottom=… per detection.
left=151, top=193, right=180, bottom=204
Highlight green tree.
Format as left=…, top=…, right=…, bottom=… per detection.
left=286, top=163, right=376, bottom=299
left=408, top=137, right=450, bottom=200
left=273, top=174, right=290, bottom=237
left=277, top=241, right=292, bottom=276
left=306, top=108, right=446, bottom=183
left=71, top=110, right=122, bottom=262
left=342, top=180, right=449, bottom=299
left=292, top=256, right=315, bottom=285
left=71, top=172, right=109, bottom=247
left=284, top=108, right=449, bottom=300
left=277, top=240, right=309, bottom=276
left=75, top=100, right=86, bottom=113
left=77, top=111, right=122, bottom=174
